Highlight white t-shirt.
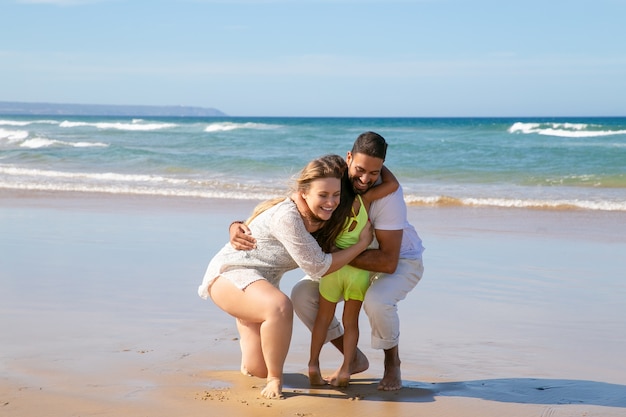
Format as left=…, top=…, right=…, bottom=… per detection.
left=368, top=184, right=424, bottom=260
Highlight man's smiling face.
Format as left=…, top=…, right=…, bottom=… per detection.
left=346, top=151, right=384, bottom=195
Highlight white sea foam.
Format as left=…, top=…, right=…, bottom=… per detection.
left=19, top=138, right=109, bottom=149
left=509, top=122, right=626, bottom=138
left=0, top=130, right=108, bottom=148
left=0, top=128, right=29, bottom=143
left=461, top=197, right=626, bottom=211
left=204, top=122, right=280, bottom=132
left=59, top=120, right=176, bottom=131
left=0, top=119, right=58, bottom=126
left=0, top=180, right=276, bottom=200
left=0, top=120, right=31, bottom=126
left=405, top=194, right=626, bottom=212
left=0, top=166, right=184, bottom=184
left=0, top=165, right=284, bottom=200
left=3, top=166, right=624, bottom=211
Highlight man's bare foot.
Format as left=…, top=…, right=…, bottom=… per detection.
left=260, top=377, right=284, bottom=399
left=351, top=349, right=369, bottom=374
left=308, top=365, right=327, bottom=386
left=377, top=364, right=402, bottom=391
left=378, top=346, right=402, bottom=391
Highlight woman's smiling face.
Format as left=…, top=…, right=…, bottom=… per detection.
left=301, top=177, right=342, bottom=221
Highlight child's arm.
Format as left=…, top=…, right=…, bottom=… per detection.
left=361, top=165, right=399, bottom=205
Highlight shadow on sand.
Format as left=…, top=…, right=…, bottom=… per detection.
left=282, top=373, right=626, bottom=408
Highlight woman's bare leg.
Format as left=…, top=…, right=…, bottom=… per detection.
left=208, top=277, right=293, bottom=399
left=236, top=319, right=263, bottom=377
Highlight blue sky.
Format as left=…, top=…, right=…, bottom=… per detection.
left=2, top=0, right=625, bottom=117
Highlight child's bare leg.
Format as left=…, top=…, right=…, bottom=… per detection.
left=308, top=296, right=337, bottom=386
left=329, top=299, right=362, bottom=388
left=329, top=336, right=369, bottom=374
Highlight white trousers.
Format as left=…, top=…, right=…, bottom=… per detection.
left=291, top=257, right=424, bottom=350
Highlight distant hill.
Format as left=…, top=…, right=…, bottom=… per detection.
left=0, top=101, right=227, bottom=117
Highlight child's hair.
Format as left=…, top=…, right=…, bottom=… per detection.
left=246, top=154, right=355, bottom=252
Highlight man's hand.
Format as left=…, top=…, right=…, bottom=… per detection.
left=229, top=221, right=256, bottom=250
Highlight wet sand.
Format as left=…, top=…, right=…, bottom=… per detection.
left=1, top=191, right=625, bottom=416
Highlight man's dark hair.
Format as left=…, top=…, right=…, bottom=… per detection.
left=351, top=131, right=388, bottom=160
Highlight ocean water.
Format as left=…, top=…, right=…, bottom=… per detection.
left=1, top=115, right=625, bottom=211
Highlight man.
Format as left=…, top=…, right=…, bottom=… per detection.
left=229, top=131, right=425, bottom=391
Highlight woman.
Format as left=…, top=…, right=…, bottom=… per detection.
left=197, top=154, right=373, bottom=399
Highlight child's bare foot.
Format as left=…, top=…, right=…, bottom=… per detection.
left=329, top=370, right=350, bottom=388
left=327, top=349, right=369, bottom=384
left=260, top=377, right=283, bottom=399
left=308, top=365, right=327, bottom=386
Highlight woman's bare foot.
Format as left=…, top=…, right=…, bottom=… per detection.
left=308, top=365, right=327, bottom=386
left=260, top=377, right=283, bottom=399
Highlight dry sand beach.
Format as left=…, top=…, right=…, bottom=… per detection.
left=1, top=191, right=626, bottom=417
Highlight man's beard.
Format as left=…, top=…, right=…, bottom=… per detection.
left=350, top=177, right=372, bottom=195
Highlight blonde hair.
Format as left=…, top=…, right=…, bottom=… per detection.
left=246, top=197, right=285, bottom=224
left=246, top=154, right=354, bottom=252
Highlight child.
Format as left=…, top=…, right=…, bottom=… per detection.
left=308, top=165, right=399, bottom=387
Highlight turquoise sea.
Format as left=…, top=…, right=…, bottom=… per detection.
left=1, top=116, right=625, bottom=211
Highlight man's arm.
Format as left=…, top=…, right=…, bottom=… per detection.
left=229, top=221, right=256, bottom=250
left=349, top=228, right=402, bottom=274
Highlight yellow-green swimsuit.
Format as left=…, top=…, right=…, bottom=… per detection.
left=319, top=195, right=371, bottom=302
